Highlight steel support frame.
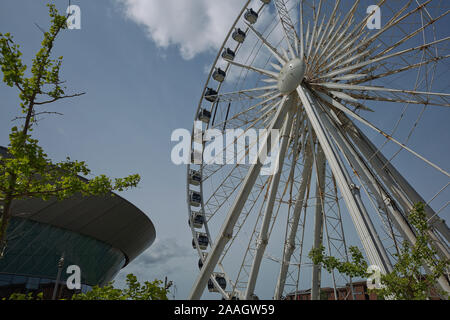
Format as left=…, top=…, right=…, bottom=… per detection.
left=342, top=117, right=450, bottom=251
left=314, top=96, right=450, bottom=295
left=273, top=146, right=313, bottom=300
left=244, top=95, right=297, bottom=299
left=337, top=115, right=450, bottom=294
left=311, top=145, right=326, bottom=300
left=296, top=85, right=393, bottom=274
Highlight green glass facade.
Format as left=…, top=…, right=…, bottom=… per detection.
left=0, top=217, right=126, bottom=287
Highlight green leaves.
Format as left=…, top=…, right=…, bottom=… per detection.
left=3, top=292, right=43, bottom=300
left=0, top=33, right=26, bottom=90
left=308, top=203, right=450, bottom=300
left=71, top=274, right=169, bottom=300
left=309, top=245, right=368, bottom=279
left=1, top=130, right=141, bottom=201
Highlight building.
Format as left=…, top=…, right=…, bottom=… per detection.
left=285, top=279, right=442, bottom=300
left=0, top=146, right=156, bottom=299
left=285, top=281, right=378, bottom=301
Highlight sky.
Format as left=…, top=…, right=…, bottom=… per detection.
left=0, top=0, right=449, bottom=300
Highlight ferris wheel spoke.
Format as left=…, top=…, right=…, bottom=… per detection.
left=207, top=87, right=280, bottom=103
left=262, top=77, right=278, bottom=83
left=320, top=44, right=379, bottom=78
left=303, top=20, right=311, bottom=60
left=352, top=55, right=450, bottom=86
left=312, top=89, right=450, bottom=178
left=313, top=82, right=450, bottom=107
left=309, top=10, right=339, bottom=65
left=225, top=58, right=279, bottom=79
left=312, top=0, right=360, bottom=68
left=342, top=92, right=449, bottom=108
left=306, top=0, right=324, bottom=60
left=314, top=36, right=450, bottom=81
left=245, top=22, right=286, bottom=65
left=210, top=94, right=282, bottom=132
left=308, top=0, right=341, bottom=67
left=308, top=14, right=326, bottom=61
left=316, top=2, right=379, bottom=74
left=202, top=103, right=283, bottom=183
left=378, top=9, right=450, bottom=58
left=323, top=0, right=433, bottom=72
left=299, top=0, right=305, bottom=57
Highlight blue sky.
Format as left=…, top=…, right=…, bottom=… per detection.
left=1, top=0, right=449, bottom=299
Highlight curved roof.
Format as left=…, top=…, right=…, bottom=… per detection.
left=1, top=146, right=156, bottom=266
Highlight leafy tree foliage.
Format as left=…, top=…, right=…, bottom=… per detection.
left=309, top=203, right=450, bottom=300
left=71, top=274, right=169, bottom=300
left=2, top=292, right=43, bottom=300
left=0, top=4, right=140, bottom=255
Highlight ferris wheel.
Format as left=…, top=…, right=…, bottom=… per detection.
left=186, top=0, right=450, bottom=300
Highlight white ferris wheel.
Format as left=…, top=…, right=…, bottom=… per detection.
left=186, top=0, right=450, bottom=300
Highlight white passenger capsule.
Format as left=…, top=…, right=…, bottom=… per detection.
left=232, top=28, right=246, bottom=43
left=222, top=48, right=236, bottom=61
left=188, top=210, right=205, bottom=229
left=212, top=68, right=226, bottom=83
left=207, top=273, right=227, bottom=292
left=244, top=9, right=258, bottom=24
left=189, top=191, right=202, bottom=207
left=192, top=232, right=209, bottom=250
left=204, top=88, right=218, bottom=103
left=197, top=108, right=211, bottom=123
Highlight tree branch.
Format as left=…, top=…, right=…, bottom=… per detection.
left=11, top=111, right=64, bottom=122
left=34, top=92, right=86, bottom=105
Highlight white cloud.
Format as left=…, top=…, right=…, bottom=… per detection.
left=116, top=0, right=250, bottom=60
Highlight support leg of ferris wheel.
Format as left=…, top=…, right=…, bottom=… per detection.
left=341, top=115, right=450, bottom=259
left=244, top=94, right=297, bottom=300
left=311, top=144, right=326, bottom=300
left=314, top=93, right=450, bottom=295
left=332, top=115, right=450, bottom=294
left=296, top=85, right=393, bottom=274
left=273, top=145, right=313, bottom=300
left=307, top=88, right=394, bottom=275
left=317, top=98, right=418, bottom=245
left=188, top=95, right=292, bottom=300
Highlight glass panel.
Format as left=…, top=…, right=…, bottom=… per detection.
left=26, top=277, right=40, bottom=290
left=0, top=217, right=126, bottom=286
left=11, top=275, right=26, bottom=284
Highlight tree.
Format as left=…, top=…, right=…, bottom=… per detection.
left=309, top=203, right=450, bottom=300
left=0, top=4, right=140, bottom=255
left=2, top=292, right=43, bottom=301
left=71, top=274, right=169, bottom=300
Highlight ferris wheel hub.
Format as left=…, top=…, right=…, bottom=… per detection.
left=277, top=58, right=306, bottom=95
